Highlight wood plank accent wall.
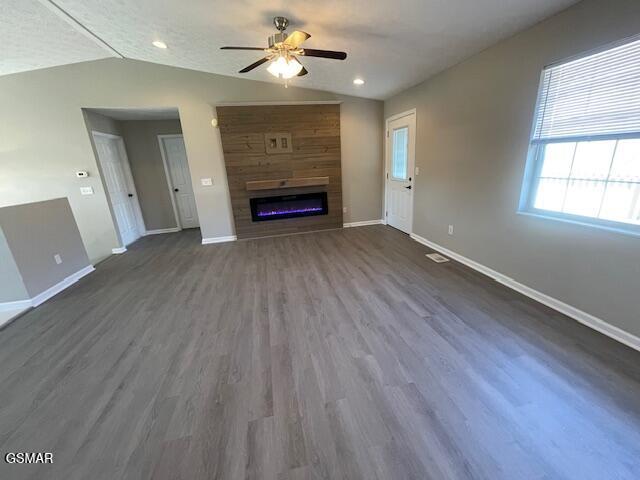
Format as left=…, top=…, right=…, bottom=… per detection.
left=217, top=104, right=343, bottom=239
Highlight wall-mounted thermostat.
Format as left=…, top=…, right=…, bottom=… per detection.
left=76, top=171, right=89, bottom=178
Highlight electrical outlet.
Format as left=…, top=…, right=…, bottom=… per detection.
left=201, top=178, right=213, bottom=186
left=448, top=225, right=454, bottom=235
left=415, top=166, right=420, bottom=175
left=54, top=254, right=62, bottom=264
left=343, top=206, right=348, bottom=214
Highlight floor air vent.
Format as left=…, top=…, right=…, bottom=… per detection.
left=426, top=253, right=450, bottom=263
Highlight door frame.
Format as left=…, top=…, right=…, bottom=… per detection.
left=92, top=131, right=146, bottom=246
left=384, top=108, right=417, bottom=234
left=157, top=134, right=187, bottom=230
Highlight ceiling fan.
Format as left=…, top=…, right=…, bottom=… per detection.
left=221, top=16, right=347, bottom=81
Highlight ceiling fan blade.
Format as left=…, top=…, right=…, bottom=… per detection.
left=221, top=46, right=266, bottom=51
left=283, top=30, right=311, bottom=48
left=239, top=57, right=269, bottom=73
left=301, top=49, right=347, bottom=60
left=297, top=66, right=308, bottom=76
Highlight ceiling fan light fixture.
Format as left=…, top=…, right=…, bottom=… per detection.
left=267, top=55, right=303, bottom=79
left=221, top=16, right=347, bottom=80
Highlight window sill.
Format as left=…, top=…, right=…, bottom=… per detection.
left=517, top=210, right=640, bottom=239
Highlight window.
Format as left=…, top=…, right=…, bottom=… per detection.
left=521, top=35, right=640, bottom=233
left=392, top=127, right=409, bottom=180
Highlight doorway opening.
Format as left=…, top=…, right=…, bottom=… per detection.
left=83, top=107, right=199, bottom=252
left=384, top=109, right=416, bottom=234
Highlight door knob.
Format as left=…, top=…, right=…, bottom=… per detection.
left=174, top=188, right=179, bottom=192
left=405, top=185, right=412, bottom=190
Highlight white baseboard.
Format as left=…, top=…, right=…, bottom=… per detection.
left=31, top=265, right=95, bottom=307
left=0, top=307, right=30, bottom=330
left=112, top=247, right=127, bottom=254
left=0, top=265, right=95, bottom=313
left=344, top=219, right=384, bottom=228
left=144, top=227, right=181, bottom=235
left=0, top=299, right=32, bottom=312
left=202, top=235, right=237, bottom=245
left=410, top=232, right=640, bottom=352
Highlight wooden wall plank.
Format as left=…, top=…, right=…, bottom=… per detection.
left=217, top=104, right=343, bottom=239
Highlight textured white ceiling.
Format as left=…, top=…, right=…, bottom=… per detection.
left=3, top=0, right=578, bottom=99
left=0, top=0, right=110, bottom=74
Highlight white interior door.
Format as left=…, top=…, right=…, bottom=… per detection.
left=385, top=111, right=416, bottom=233
left=93, top=133, right=142, bottom=246
left=160, top=135, right=199, bottom=229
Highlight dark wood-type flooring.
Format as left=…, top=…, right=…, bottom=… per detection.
left=1, top=226, right=639, bottom=479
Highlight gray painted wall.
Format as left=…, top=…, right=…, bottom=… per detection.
left=0, top=198, right=91, bottom=297
left=0, top=227, right=28, bottom=302
left=84, top=110, right=123, bottom=137
left=384, top=0, right=640, bottom=337
left=120, top=120, right=183, bottom=231
left=339, top=96, right=384, bottom=223
left=0, top=59, right=383, bottom=263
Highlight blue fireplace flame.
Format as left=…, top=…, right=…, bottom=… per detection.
left=257, top=206, right=324, bottom=217
left=250, top=192, right=328, bottom=222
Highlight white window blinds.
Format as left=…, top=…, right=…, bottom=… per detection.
left=533, top=35, right=640, bottom=141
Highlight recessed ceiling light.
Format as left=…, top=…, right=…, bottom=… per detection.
left=152, top=40, right=168, bottom=49
left=353, top=78, right=365, bottom=85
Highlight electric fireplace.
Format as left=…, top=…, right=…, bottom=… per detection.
left=250, top=192, right=328, bottom=222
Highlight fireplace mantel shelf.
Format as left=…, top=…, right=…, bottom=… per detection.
left=245, top=176, right=329, bottom=191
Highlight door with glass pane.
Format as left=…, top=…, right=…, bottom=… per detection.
left=385, top=111, right=416, bottom=233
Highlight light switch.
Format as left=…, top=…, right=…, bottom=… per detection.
left=80, top=186, right=94, bottom=195
left=201, top=178, right=213, bottom=186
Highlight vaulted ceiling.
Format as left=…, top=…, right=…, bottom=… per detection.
left=3, top=0, right=579, bottom=99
